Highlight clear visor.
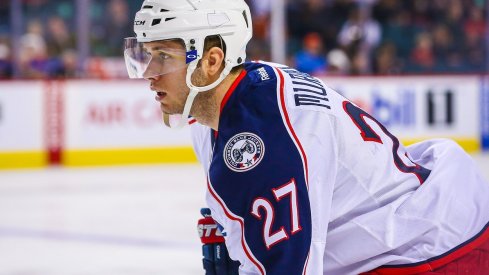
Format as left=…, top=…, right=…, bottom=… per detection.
left=124, top=37, right=188, bottom=79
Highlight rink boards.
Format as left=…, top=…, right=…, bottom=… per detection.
left=0, top=75, right=487, bottom=169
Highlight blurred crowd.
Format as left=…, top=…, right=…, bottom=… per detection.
left=0, top=0, right=136, bottom=79
left=0, top=0, right=486, bottom=79
left=280, top=0, right=487, bottom=75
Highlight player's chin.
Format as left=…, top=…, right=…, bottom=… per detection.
left=159, top=103, right=182, bottom=116
left=159, top=104, right=172, bottom=115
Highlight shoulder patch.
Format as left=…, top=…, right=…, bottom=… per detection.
left=223, top=132, right=265, bottom=172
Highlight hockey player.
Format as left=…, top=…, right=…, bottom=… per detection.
left=124, top=1, right=489, bottom=274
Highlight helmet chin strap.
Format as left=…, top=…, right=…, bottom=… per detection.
left=163, top=59, right=233, bottom=128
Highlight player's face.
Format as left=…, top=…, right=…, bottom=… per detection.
left=142, top=40, right=190, bottom=115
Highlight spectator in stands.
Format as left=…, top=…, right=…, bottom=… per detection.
left=338, top=5, right=381, bottom=73
left=44, top=16, right=79, bottom=77
left=465, top=27, right=486, bottom=73
left=293, top=32, right=327, bottom=75
left=350, top=51, right=370, bottom=75
left=91, top=0, right=133, bottom=57
left=372, top=0, right=400, bottom=27
left=338, top=5, right=382, bottom=51
left=373, top=41, right=402, bottom=74
left=25, top=20, right=45, bottom=40
left=408, top=32, right=435, bottom=73
left=443, top=0, right=464, bottom=43
left=380, top=9, right=417, bottom=60
left=246, top=0, right=271, bottom=61
left=58, top=49, right=78, bottom=78
left=104, top=0, right=133, bottom=56
left=0, top=41, right=12, bottom=79
left=18, top=19, right=72, bottom=78
left=464, top=5, right=486, bottom=73
left=410, top=0, right=432, bottom=31
left=465, top=6, right=486, bottom=39
left=0, top=2, right=9, bottom=35
left=431, top=23, right=458, bottom=71
left=287, top=0, right=337, bottom=55
left=46, top=16, right=76, bottom=57
left=247, top=0, right=271, bottom=40
left=326, top=48, right=350, bottom=75
left=19, top=30, right=49, bottom=78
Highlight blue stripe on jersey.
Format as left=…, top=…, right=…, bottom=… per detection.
left=209, top=62, right=312, bottom=274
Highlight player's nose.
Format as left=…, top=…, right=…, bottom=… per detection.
left=143, top=64, right=161, bottom=81
left=144, top=74, right=161, bottom=82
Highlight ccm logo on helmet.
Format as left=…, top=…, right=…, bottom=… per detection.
left=134, top=20, right=146, bottom=26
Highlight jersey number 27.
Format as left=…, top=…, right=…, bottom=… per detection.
left=251, top=179, right=302, bottom=250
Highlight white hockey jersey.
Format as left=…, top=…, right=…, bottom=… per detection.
left=190, top=61, right=489, bottom=275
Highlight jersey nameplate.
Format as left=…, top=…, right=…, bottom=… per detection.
left=282, top=68, right=331, bottom=111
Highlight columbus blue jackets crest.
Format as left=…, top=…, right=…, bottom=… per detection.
left=223, top=132, right=265, bottom=172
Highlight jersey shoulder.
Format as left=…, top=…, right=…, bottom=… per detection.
left=241, top=61, right=280, bottom=93
left=247, top=62, right=347, bottom=117
left=222, top=62, right=282, bottom=121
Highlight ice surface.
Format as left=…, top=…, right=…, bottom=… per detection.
left=0, top=164, right=206, bottom=275
left=0, top=154, right=488, bottom=275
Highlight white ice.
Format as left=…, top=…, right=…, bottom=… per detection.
left=0, top=154, right=488, bottom=275
left=0, top=164, right=207, bottom=275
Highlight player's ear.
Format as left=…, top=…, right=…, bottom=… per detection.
left=202, top=46, right=225, bottom=78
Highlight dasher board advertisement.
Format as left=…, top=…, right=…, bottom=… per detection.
left=319, top=76, right=480, bottom=151
left=0, top=81, right=46, bottom=168
left=62, top=80, right=196, bottom=166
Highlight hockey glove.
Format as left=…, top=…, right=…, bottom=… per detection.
left=198, top=208, right=240, bottom=275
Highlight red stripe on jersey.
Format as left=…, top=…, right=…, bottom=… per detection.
left=206, top=180, right=266, bottom=275
left=276, top=68, right=310, bottom=189
left=214, top=69, right=247, bottom=139
left=220, top=69, right=247, bottom=113
left=364, top=222, right=489, bottom=275
left=188, top=118, right=197, bottom=125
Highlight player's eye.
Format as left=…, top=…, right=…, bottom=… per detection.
left=158, top=52, right=172, bottom=61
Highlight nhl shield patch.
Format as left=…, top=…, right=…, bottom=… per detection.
left=223, top=132, right=265, bottom=172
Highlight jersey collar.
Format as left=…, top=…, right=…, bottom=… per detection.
left=219, top=69, right=248, bottom=114
left=213, top=69, right=247, bottom=139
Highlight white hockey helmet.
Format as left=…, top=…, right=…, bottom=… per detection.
left=124, top=0, right=253, bottom=128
